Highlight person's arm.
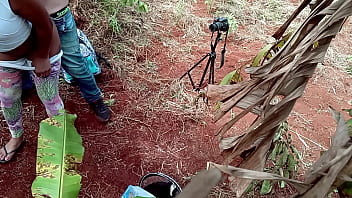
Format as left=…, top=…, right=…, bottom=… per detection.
left=10, top=0, right=53, bottom=77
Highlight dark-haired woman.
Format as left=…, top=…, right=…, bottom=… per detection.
left=0, top=0, right=64, bottom=163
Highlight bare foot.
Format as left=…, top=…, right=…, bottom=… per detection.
left=0, top=137, right=23, bottom=162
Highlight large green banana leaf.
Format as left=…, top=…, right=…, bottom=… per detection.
left=32, top=112, right=84, bottom=198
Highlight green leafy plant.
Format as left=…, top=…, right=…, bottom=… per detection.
left=99, top=0, right=149, bottom=33
left=252, top=33, right=292, bottom=67
left=32, top=112, right=84, bottom=198
left=223, top=14, right=239, bottom=34
left=121, top=0, right=149, bottom=13
left=219, top=69, right=242, bottom=85
left=347, top=67, right=352, bottom=76
left=214, top=69, right=243, bottom=110
left=246, top=121, right=301, bottom=195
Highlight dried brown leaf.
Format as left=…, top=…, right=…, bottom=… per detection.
left=209, top=163, right=311, bottom=194
left=205, top=0, right=352, bottom=197
left=176, top=168, right=222, bottom=198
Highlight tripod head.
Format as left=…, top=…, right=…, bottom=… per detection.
left=180, top=17, right=229, bottom=91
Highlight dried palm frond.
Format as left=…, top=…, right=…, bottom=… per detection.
left=206, top=0, right=352, bottom=196
left=176, top=107, right=351, bottom=198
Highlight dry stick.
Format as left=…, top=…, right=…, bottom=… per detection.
left=290, top=129, right=328, bottom=150
left=121, top=116, right=153, bottom=133
left=291, top=129, right=310, bottom=148
left=291, top=111, right=313, bottom=125
left=272, top=0, right=312, bottom=39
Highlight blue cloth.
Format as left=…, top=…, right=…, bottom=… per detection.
left=22, top=70, right=33, bottom=90
left=121, top=185, right=156, bottom=198
left=52, top=9, right=101, bottom=103
left=62, top=28, right=102, bottom=84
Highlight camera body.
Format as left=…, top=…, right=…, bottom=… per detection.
left=209, top=17, right=229, bottom=32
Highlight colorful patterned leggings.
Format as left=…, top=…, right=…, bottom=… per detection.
left=0, top=56, right=64, bottom=138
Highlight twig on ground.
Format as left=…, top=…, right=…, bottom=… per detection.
left=290, top=129, right=328, bottom=150
left=291, top=111, right=313, bottom=126
left=120, top=116, right=153, bottom=131
left=140, top=162, right=144, bottom=177
left=299, top=145, right=313, bottom=168
left=290, top=129, right=309, bottom=148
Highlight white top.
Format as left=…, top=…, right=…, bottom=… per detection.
left=0, top=0, right=32, bottom=52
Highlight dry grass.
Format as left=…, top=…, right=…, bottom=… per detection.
left=209, top=185, right=238, bottom=198
left=315, top=18, right=352, bottom=84
left=146, top=0, right=211, bottom=65
left=70, top=0, right=211, bottom=121
left=69, top=0, right=351, bottom=197
left=213, top=0, right=310, bottom=41
left=147, top=0, right=208, bottom=38
left=67, top=4, right=213, bottom=193
left=212, top=0, right=352, bottom=77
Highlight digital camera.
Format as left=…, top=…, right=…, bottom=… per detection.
left=209, top=17, right=229, bottom=32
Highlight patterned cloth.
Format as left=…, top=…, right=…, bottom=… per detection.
left=0, top=56, right=64, bottom=138
left=62, top=28, right=101, bottom=84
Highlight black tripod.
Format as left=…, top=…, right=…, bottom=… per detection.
left=180, top=29, right=228, bottom=91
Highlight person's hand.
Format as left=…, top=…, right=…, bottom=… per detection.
left=32, top=58, right=51, bottom=78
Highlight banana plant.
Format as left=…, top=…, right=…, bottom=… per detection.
left=214, top=69, right=243, bottom=110
left=32, top=112, right=84, bottom=198
left=337, top=108, right=352, bottom=198
left=251, top=32, right=292, bottom=67
left=219, top=69, right=243, bottom=85
left=244, top=121, right=300, bottom=195
left=260, top=121, right=300, bottom=195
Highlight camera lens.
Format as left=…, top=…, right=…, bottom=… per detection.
left=209, top=19, right=229, bottom=32
left=209, top=23, right=219, bottom=32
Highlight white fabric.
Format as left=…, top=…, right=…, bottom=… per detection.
left=0, top=50, right=63, bottom=70
left=0, top=0, right=32, bottom=52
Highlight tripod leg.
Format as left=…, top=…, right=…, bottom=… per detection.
left=180, top=54, right=210, bottom=80
left=188, top=72, right=196, bottom=90
left=198, top=56, right=212, bottom=88
left=209, top=56, right=216, bottom=84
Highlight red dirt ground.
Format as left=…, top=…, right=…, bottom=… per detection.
left=1, top=1, right=351, bottom=198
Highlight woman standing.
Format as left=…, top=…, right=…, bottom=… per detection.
left=0, top=0, right=64, bottom=163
